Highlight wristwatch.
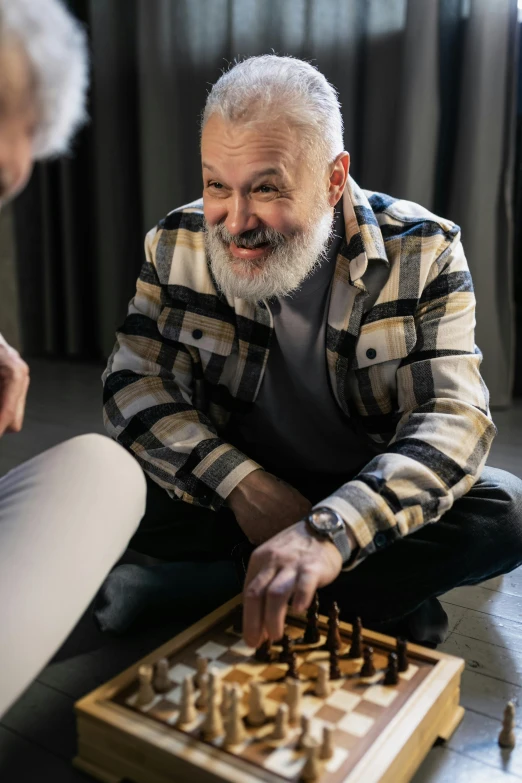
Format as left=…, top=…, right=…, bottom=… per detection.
left=305, top=507, right=352, bottom=564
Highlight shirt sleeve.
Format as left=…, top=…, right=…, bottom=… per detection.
left=102, top=226, right=261, bottom=510
left=316, top=233, right=496, bottom=568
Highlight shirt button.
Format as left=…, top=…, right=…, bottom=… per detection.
left=366, top=348, right=377, bottom=360
left=374, top=532, right=386, bottom=548
left=192, top=329, right=203, bottom=340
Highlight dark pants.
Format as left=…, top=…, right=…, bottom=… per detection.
left=130, top=467, right=522, bottom=628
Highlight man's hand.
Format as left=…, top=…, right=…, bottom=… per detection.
left=227, top=469, right=311, bottom=545
left=242, top=520, right=343, bottom=648
left=0, top=336, right=30, bottom=437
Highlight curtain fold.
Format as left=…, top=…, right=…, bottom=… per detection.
left=12, top=0, right=519, bottom=406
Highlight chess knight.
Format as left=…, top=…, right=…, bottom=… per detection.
left=103, top=55, right=522, bottom=652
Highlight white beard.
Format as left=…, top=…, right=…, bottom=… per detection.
left=204, top=206, right=334, bottom=302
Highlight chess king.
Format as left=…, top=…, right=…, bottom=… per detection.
left=102, top=55, right=522, bottom=650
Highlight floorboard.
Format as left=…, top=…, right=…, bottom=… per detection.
left=1, top=360, right=521, bottom=782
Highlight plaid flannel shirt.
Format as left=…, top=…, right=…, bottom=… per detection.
left=103, top=177, right=495, bottom=565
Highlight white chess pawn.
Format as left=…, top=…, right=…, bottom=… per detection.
left=270, top=703, right=289, bottom=740
left=286, top=678, right=301, bottom=725
left=315, top=662, right=330, bottom=698
left=195, top=656, right=208, bottom=689
left=136, top=664, right=155, bottom=707
left=176, top=675, right=197, bottom=727
left=498, top=701, right=516, bottom=749
left=319, top=724, right=334, bottom=760
left=301, top=739, right=320, bottom=781
left=153, top=658, right=171, bottom=694
left=196, top=672, right=209, bottom=709
left=246, top=682, right=267, bottom=726
left=224, top=686, right=246, bottom=747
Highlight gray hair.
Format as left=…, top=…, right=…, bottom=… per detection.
left=202, top=55, right=344, bottom=169
left=0, top=0, right=89, bottom=159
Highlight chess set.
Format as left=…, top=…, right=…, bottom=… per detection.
left=74, top=594, right=465, bottom=783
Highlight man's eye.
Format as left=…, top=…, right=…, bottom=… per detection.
left=257, top=185, right=276, bottom=194
left=208, top=182, right=223, bottom=190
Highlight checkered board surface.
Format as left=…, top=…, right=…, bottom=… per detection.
left=113, top=612, right=434, bottom=783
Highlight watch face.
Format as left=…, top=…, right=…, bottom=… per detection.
left=310, top=508, right=343, bottom=534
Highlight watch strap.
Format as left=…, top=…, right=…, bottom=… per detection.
left=330, top=524, right=352, bottom=565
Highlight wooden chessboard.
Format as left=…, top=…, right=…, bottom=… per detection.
left=74, top=595, right=465, bottom=783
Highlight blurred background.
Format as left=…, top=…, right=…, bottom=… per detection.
left=0, top=0, right=520, bottom=409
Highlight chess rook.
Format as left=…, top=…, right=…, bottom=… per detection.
left=286, top=678, right=301, bottom=724
left=224, top=686, right=246, bottom=747
left=315, top=662, right=331, bottom=697
left=297, top=714, right=311, bottom=749
left=384, top=652, right=399, bottom=686
left=396, top=638, right=408, bottom=673
left=153, top=658, right=171, bottom=694
left=301, top=739, right=320, bottom=781
left=320, top=724, right=334, bottom=760
left=246, top=682, right=266, bottom=726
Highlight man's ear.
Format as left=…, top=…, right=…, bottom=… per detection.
left=328, top=152, right=350, bottom=207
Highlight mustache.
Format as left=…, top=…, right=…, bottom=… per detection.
left=207, top=222, right=287, bottom=250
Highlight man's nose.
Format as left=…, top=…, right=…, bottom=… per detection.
left=224, top=195, right=259, bottom=237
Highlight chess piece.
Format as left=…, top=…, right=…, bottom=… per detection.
left=136, top=664, right=155, bottom=707
left=232, top=605, right=243, bottom=634
left=280, top=634, right=292, bottom=664
left=255, top=639, right=272, bottom=663
left=201, top=672, right=224, bottom=741
left=329, top=648, right=342, bottom=680
left=302, top=593, right=320, bottom=644
left=319, top=724, right=334, bottom=760
left=196, top=672, right=209, bottom=709
left=498, top=701, right=516, bottom=749
left=384, top=652, right=399, bottom=686
left=286, top=678, right=301, bottom=724
left=246, top=682, right=267, bottom=726
left=221, top=683, right=233, bottom=716
left=315, top=662, right=330, bottom=697
left=224, top=686, right=246, bottom=747
left=301, top=739, right=320, bottom=781
left=348, top=617, right=363, bottom=659
left=326, top=601, right=342, bottom=652
left=360, top=646, right=376, bottom=677
left=195, top=656, right=208, bottom=689
left=270, top=703, right=289, bottom=740
left=286, top=651, right=299, bottom=680
left=176, top=675, right=197, bottom=726
left=396, top=638, right=408, bottom=673
left=297, top=714, right=311, bottom=750
left=153, top=658, right=172, bottom=693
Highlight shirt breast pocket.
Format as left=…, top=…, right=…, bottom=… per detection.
left=355, top=315, right=417, bottom=369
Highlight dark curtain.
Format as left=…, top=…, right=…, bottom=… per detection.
left=12, top=0, right=519, bottom=407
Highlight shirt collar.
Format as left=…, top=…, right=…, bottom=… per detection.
left=340, top=176, right=389, bottom=283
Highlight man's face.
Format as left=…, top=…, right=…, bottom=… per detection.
left=0, top=42, right=36, bottom=208
left=201, top=114, right=334, bottom=302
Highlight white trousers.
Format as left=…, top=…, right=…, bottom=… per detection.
left=0, top=434, right=146, bottom=716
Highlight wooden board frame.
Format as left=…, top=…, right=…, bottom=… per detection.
left=74, top=595, right=464, bottom=783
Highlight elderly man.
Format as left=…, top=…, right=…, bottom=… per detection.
left=103, top=55, right=522, bottom=649
left=0, top=0, right=146, bottom=716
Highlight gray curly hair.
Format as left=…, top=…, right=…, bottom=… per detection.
left=202, top=55, right=344, bottom=169
left=0, top=0, right=89, bottom=159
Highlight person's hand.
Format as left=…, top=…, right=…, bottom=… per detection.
left=0, top=335, right=30, bottom=437
left=242, top=520, right=343, bottom=648
left=227, top=469, right=312, bottom=545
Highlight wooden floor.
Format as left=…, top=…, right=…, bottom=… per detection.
left=1, top=359, right=521, bottom=782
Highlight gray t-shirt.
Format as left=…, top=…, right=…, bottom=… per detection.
left=226, top=209, right=384, bottom=487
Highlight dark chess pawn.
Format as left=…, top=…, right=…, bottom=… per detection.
left=279, top=634, right=292, bottom=664
left=286, top=651, right=299, bottom=680
left=348, top=616, right=363, bottom=659
left=384, top=652, right=399, bottom=686
left=302, top=593, right=320, bottom=644
left=329, top=648, right=342, bottom=680
left=396, top=638, right=408, bottom=673
left=255, top=639, right=271, bottom=663
left=326, top=601, right=342, bottom=652
left=360, top=646, right=376, bottom=677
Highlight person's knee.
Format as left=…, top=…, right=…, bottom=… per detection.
left=480, top=467, right=522, bottom=558
left=62, top=434, right=146, bottom=514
